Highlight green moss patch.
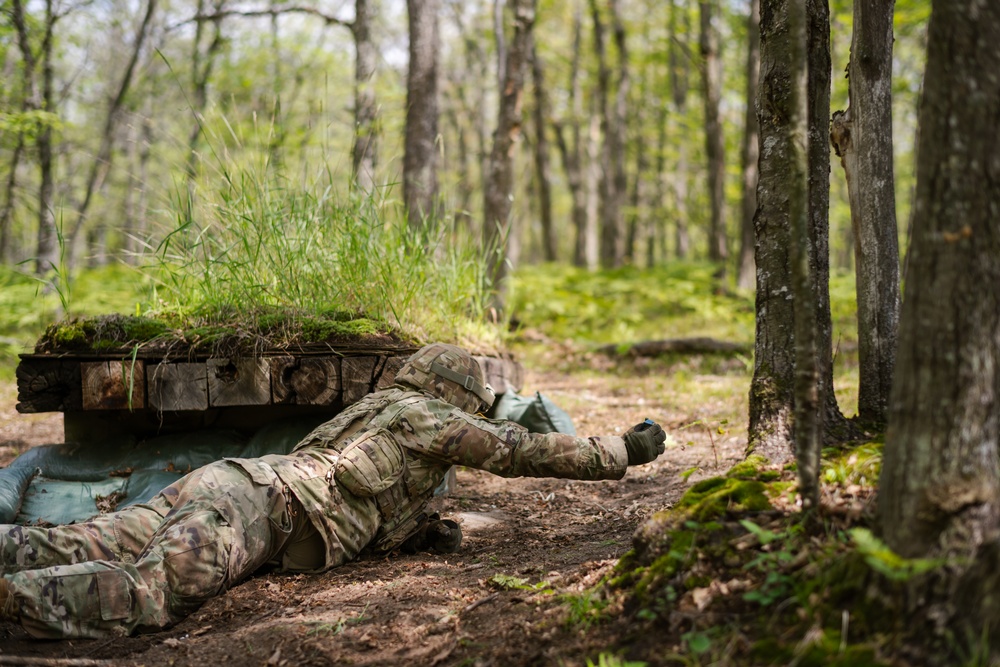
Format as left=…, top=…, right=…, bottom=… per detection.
left=33, top=309, right=414, bottom=358
left=675, top=477, right=773, bottom=522
left=604, top=441, right=924, bottom=665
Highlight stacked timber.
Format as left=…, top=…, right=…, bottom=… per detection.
left=16, top=317, right=523, bottom=444
left=16, top=351, right=523, bottom=415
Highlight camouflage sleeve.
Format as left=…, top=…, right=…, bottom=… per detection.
left=388, top=398, right=628, bottom=481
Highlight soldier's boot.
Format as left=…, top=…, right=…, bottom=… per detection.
left=424, top=518, right=462, bottom=554
left=402, top=515, right=463, bottom=554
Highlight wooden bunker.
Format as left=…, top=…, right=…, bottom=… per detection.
left=16, top=333, right=524, bottom=445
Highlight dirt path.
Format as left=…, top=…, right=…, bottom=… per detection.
left=0, top=359, right=748, bottom=666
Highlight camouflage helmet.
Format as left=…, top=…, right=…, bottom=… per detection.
left=394, top=343, right=495, bottom=413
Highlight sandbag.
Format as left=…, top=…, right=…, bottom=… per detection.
left=491, top=391, right=576, bottom=435
left=0, top=466, right=37, bottom=523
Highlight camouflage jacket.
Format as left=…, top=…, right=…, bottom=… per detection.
left=268, top=386, right=629, bottom=570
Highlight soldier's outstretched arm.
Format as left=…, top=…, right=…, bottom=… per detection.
left=388, top=399, right=663, bottom=481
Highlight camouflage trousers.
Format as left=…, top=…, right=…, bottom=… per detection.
left=0, top=459, right=296, bottom=638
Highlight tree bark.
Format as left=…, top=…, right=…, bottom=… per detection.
left=37, top=0, right=58, bottom=278
left=807, top=0, right=851, bottom=440
left=529, top=37, right=556, bottom=262
left=829, top=0, right=900, bottom=426
left=747, top=0, right=798, bottom=464
left=736, top=0, right=761, bottom=289
left=12, top=0, right=59, bottom=276
left=590, top=0, right=627, bottom=269
left=404, top=0, right=440, bottom=230
left=483, top=0, right=536, bottom=310
left=785, top=0, right=821, bottom=511
left=0, top=131, right=25, bottom=266
left=699, top=0, right=727, bottom=274
left=749, top=0, right=847, bottom=463
left=185, top=0, right=226, bottom=189
left=351, top=0, right=378, bottom=191
left=669, top=0, right=691, bottom=259
left=877, top=0, right=1000, bottom=655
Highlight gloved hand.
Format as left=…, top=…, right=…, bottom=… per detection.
left=623, top=420, right=666, bottom=466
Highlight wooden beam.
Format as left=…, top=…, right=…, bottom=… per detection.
left=341, top=356, right=377, bottom=405
left=15, top=358, right=82, bottom=413
left=270, top=355, right=341, bottom=405
left=208, top=357, right=272, bottom=407
left=148, top=362, right=208, bottom=411
left=81, top=360, right=145, bottom=410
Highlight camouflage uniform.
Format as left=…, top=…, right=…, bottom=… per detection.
left=0, top=344, right=630, bottom=638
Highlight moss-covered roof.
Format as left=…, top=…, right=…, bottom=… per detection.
left=33, top=310, right=419, bottom=359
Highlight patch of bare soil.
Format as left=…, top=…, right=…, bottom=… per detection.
left=0, top=359, right=748, bottom=666
left=0, top=383, right=62, bottom=467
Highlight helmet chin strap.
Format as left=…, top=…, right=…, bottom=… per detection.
left=429, top=360, right=495, bottom=407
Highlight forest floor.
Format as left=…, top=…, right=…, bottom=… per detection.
left=0, top=343, right=751, bottom=666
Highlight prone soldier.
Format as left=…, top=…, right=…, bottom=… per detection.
left=0, top=343, right=666, bottom=638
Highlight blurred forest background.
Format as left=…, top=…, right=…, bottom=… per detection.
left=0, top=0, right=929, bottom=355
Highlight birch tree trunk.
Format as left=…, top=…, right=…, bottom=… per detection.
left=404, top=0, right=440, bottom=230
left=829, top=0, right=900, bottom=427
left=483, top=0, right=536, bottom=310
left=878, top=1, right=1000, bottom=655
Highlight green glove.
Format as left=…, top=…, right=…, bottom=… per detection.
left=623, top=420, right=666, bottom=466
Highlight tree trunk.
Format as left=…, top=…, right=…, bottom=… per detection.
left=829, top=0, right=899, bottom=427
left=0, top=134, right=24, bottom=266
left=530, top=37, right=556, bottom=262
left=699, top=0, right=727, bottom=274
left=669, top=0, right=691, bottom=259
left=590, top=0, right=627, bottom=269
left=749, top=0, right=847, bottom=463
left=736, top=0, right=761, bottom=289
left=186, top=0, right=226, bottom=189
left=483, top=0, right=536, bottom=310
left=351, top=0, right=378, bottom=191
left=878, top=0, right=1000, bottom=656
left=785, top=0, right=821, bottom=511
left=747, top=0, right=800, bottom=463
left=12, top=0, right=58, bottom=276
left=66, top=0, right=158, bottom=267
left=807, top=0, right=851, bottom=440
left=404, top=0, right=440, bottom=230
left=36, top=0, right=58, bottom=277
left=552, top=3, right=589, bottom=267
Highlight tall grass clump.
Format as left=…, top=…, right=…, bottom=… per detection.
left=149, top=150, right=502, bottom=351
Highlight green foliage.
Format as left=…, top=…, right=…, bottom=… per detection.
left=675, top=477, right=772, bottom=522
left=850, top=528, right=944, bottom=582
left=0, top=265, right=148, bottom=377
left=585, top=654, right=646, bottom=667
left=561, top=588, right=609, bottom=630
left=740, top=520, right=801, bottom=607
left=822, top=442, right=883, bottom=486
left=487, top=573, right=553, bottom=593
left=0, top=110, right=64, bottom=140
left=509, top=263, right=754, bottom=347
